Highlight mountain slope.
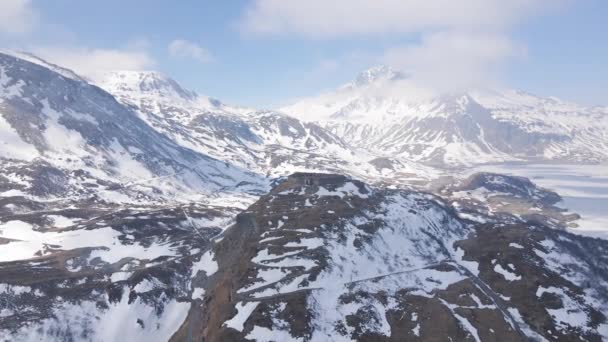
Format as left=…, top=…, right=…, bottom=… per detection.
left=282, top=66, right=608, bottom=167
left=3, top=172, right=607, bottom=341
left=0, top=52, right=264, bottom=205
left=97, top=71, right=438, bottom=184
left=182, top=173, right=607, bottom=341
left=0, top=52, right=265, bottom=341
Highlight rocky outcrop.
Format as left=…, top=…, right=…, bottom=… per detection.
left=182, top=173, right=608, bottom=341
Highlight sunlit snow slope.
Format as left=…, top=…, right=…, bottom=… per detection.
left=97, top=70, right=438, bottom=184
left=0, top=52, right=264, bottom=205
left=282, top=66, right=608, bottom=167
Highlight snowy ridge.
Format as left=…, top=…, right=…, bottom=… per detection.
left=282, top=66, right=608, bottom=167
left=0, top=52, right=266, bottom=341
left=0, top=52, right=265, bottom=205
left=96, top=70, right=438, bottom=185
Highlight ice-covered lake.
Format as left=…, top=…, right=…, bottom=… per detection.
left=472, top=163, right=608, bottom=239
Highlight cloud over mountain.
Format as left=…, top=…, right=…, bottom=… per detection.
left=240, top=0, right=560, bottom=92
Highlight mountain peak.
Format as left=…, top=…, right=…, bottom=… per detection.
left=349, top=65, right=406, bottom=87
left=97, top=70, right=198, bottom=101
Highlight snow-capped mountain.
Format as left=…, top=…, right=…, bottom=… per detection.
left=2, top=52, right=608, bottom=342
left=0, top=52, right=265, bottom=341
left=282, top=66, right=608, bottom=167
left=0, top=52, right=263, bottom=205
left=96, top=70, right=437, bottom=184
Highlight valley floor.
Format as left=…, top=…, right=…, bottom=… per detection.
left=469, top=163, right=608, bottom=239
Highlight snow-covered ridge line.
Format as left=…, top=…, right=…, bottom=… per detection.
left=281, top=66, right=608, bottom=167
left=94, top=65, right=440, bottom=184
left=0, top=51, right=267, bottom=205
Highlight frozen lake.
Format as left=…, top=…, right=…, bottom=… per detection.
left=472, top=163, right=608, bottom=239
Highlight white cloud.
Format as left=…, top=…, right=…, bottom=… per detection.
left=168, top=39, right=213, bottom=63
left=240, top=0, right=553, bottom=92
left=34, top=47, right=156, bottom=81
left=0, top=0, right=37, bottom=34
left=1, top=1, right=156, bottom=80
left=240, top=0, right=555, bottom=38
left=383, top=32, right=526, bottom=92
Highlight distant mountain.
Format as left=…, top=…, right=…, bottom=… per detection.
left=282, top=66, right=608, bottom=167
left=96, top=70, right=437, bottom=184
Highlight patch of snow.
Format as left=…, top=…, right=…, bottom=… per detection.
left=315, top=182, right=370, bottom=199
left=9, top=289, right=189, bottom=342
left=224, top=301, right=259, bottom=332
left=493, top=264, right=521, bottom=281
left=0, top=220, right=176, bottom=263
left=238, top=268, right=289, bottom=293
left=453, top=247, right=479, bottom=276
left=191, top=249, right=218, bottom=277
left=192, top=287, right=205, bottom=300
left=0, top=114, right=39, bottom=161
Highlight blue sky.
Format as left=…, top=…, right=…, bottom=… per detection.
left=0, top=0, right=606, bottom=107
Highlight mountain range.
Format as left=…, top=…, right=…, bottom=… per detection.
left=1, top=51, right=607, bottom=341
left=283, top=66, right=608, bottom=167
